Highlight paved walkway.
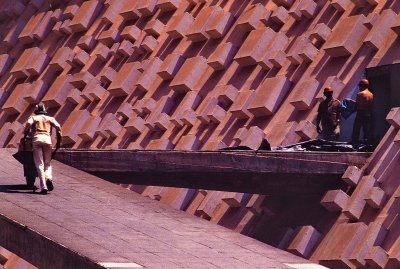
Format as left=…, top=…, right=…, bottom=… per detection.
left=0, top=149, right=325, bottom=269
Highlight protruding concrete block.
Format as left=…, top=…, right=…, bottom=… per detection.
left=342, top=165, right=363, bottom=187
left=2, top=83, right=27, bottom=115
left=364, top=10, right=397, bottom=50
left=295, top=120, right=316, bottom=140
left=234, top=28, right=276, bottom=66
left=236, top=3, right=268, bottom=31
left=230, top=90, right=256, bottom=119
left=64, top=4, right=80, bottom=19
left=321, top=189, right=349, bottom=212
left=120, top=1, right=140, bottom=20
left=206, top=10, right=234, bottom=39
left=365, top=247, right=388, bottom=269
left=343, top=175, right=376, bottom=221
left=289, top=79, right=320, bottom=110
left=216, top=84, right=239, bottom=106
left=196, top=97, right=218, bottom=124
left=144, top=19, right=165, bottom=37
left=240, top=126, right=265, bottom=150
left=248, top=76, right=292, bottom=117
left=158, top=53, right=185, bottom=80
left=301, top=0, right=318, bottom=19
left=137, top=0, right=157, bottom=17
left=136, top=57, right=163, bottom=92
left=70, top=71, right=94, bottom=89
left=273, top=0, right=295, bottom=8
left=208, top=42, right=236, bottom=70
left=208, top=105, right=226, bottom=123
left=324, top=15, right=369, bottom=57
left=167, top=12, right=194, bottom=39
left=271, top=6, right=289, bottom=26
left=170, top=56, right=208, bottom=93
left=310, top=23, right=332, bottom=43
left=121, top=25, right=141, bottom=42
left=181, top=109, right=197, bottom=126
left=125, top=117, right=145, bottom=134
left=157, top=0, right=180, bottom=11
left=108, top=62, right=141, bottom=96
left=175, top=134, right=201, bottom=150
left=365, top=187, right=386, bottom=209
left=186, top=6, right=221, bottom=42
left=330, top=0, right=352, bottom=12
left=141, top=35, right=158, bottom=52
left=386, top=107, right=400, bottom=128
left=70, top=0, right=103, bottom=33
left=288, top=226, right=321, bottom=258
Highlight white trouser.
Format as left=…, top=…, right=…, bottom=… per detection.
left=32, top=141, right=53, bottom=190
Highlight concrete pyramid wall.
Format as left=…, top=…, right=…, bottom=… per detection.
left=1, top=0, right=400, bottom=268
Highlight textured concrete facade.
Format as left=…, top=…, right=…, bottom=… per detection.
left=0, top=0, right=400, bottom=268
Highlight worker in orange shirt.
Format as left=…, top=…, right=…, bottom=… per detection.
left=316, top=87, right=341, bottom=140
left=351, top=79, right=374, bottom=145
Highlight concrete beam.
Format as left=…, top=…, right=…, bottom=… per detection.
left=55, top=150, right=369, bottom=195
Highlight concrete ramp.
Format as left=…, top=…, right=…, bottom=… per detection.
left=0, top=149, right=324, bottom=269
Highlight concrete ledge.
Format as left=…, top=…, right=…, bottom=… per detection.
left=0, top=214, right=104, bottom=269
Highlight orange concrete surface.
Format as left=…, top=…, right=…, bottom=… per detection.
left=0, top=0, right=399, bottom=268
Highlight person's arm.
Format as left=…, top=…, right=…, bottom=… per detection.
left=50, top=117, right=62, bottom=149
left=23, top=117, right=33, bottom=139
left=316, top=108, right=322, bottom=133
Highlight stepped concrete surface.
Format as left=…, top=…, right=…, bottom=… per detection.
left=0, top=149, right=325, bottom=269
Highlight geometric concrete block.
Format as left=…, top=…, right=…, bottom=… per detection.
left=158, top=53, right=185, bottom=80
left=234, top=28, right=276, bottom=66
left=170, top=56, right=208, bottom=93
left=236, top=3, right=268, bottom=32
left=206, top=11, right=234, bottom=39
left=208, top=42, right=236, bottom=70
left=167, top=12, right=194, bottom=39
left=321, top=189, right=350, bottom=212
left=342, top=166, right=363, bottom=187
left=330, top=0, right=352, bottom=12
left=324, top=15, right=369, bottom=57
left=69, top=0, right=103, bottom=33
left=386, top=107, right=400, bottom=128
left=186, top=6, right=221, bottom=42
left=365, top=246, right=388, bottom=269
left=248, top=76, right=292, bottom=117
left=295, top=120, right=316, bottom=140
left=288, top=226, right=321, bottom=258
left=271, top=6, right=289, bottom=26
left=365, top=187, right=386, bottom=209
left=310, top=23, right=332, bottom=43
left=289, top=79, right=320, bottom=110
left=239, top=126, right=265, bottom=150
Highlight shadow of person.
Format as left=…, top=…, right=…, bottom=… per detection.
left=0, top=184, right=38, bottom=194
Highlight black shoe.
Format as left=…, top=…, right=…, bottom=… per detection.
left=39, top=189, right=48, bottom=195
left=46, top=179, right=54, bottom=191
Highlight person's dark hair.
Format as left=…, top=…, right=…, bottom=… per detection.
left=34, top=103, right=47, bottom=115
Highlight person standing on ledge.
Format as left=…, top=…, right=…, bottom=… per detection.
left=352, top=79, right=374, bottom=145
left=316, top=87, right=341, bottom=141
left=23, top=103, right=62, bottom=195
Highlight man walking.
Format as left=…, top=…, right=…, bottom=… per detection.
left=351, top=79, right=374, bottom=144
left=316, top=87, right=341, bottom=140
left=23, top=103, right=61, bottom=195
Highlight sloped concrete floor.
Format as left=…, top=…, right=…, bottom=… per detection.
left=0, top=149, right=326, bottom=269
